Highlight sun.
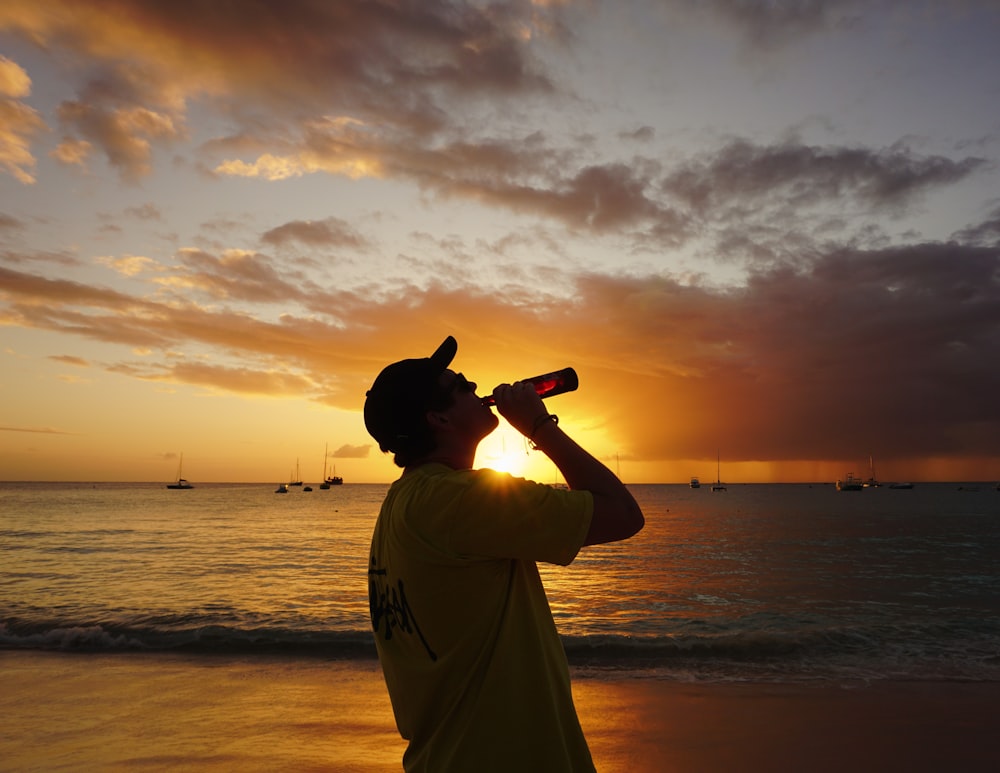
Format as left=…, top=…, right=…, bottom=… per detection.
left=477, top=428, right=532, bottom=478
left=476, top=427, right=572, bottom=484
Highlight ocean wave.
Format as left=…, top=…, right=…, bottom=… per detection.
left=0, top=619, right=376, bottom=657
left=3, top=618, right=999, bottom=683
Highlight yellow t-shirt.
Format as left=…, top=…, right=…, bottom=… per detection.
left=368, top=463, right=595, bottom=772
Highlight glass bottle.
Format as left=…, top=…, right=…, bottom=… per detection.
left=481, top=367, right=578, bottom=406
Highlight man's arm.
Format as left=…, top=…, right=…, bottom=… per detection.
left=492, top=382, right=644, bottom=546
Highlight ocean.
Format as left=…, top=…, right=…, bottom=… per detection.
left=3, top=480, right=999, bottom=686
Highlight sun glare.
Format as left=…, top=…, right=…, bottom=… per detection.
left=477, top=429, right=532, bottom=478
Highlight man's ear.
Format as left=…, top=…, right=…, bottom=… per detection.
left=425, top=410, right=450, bottom=429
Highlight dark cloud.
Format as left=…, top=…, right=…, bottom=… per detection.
left=55, top=100, right=183, bottom=183
left=2, top=0, right=561, bottom=180
left=703, top=0, right=1000, bottom=52
left=952, top=205, right=1000, bottom=247
left=2, top=229, right=997, bottom=468
left=706, top=0, right=863, bottom=48
left=171, top=248, right=311, bottom=305
left=261, top=217, right=370, bottom=250
left=661, top=139, right=987, bottom=216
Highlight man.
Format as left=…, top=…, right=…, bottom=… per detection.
left=365, top=335, right=644, bottom=772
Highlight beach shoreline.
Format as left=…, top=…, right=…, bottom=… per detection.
left=3, top=651, right=998, bottom=772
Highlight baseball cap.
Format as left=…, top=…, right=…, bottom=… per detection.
left=364, top=336, right=458, bottom=452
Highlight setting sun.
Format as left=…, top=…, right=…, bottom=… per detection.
left=476, top=428, right=533, bottom=479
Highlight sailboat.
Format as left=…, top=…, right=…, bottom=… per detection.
left=288, top=459, right=303, bottom=486
left=320, top=444, right=331, bottom=489
left=864, top=455, right=880, bottom=487
left=711, top=450, right=727, bottom=491
left=166, top=453, right=194, bottom=489
left=320, top=443, right=343, bottom=486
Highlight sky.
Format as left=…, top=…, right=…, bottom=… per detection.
left=1, top=0, right=999, bottom=484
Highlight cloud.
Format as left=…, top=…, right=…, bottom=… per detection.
left=0, top=54, right=31, bottom=98
left=3, top=3, right=986, bottom=256
left=162, top=362, right=318, bottom=397
left=332, top=444, right=370, bottom=459
left=124, top=203, right=162, bottom=221
left=163, top=248, right=311, bottom=305
left=2, top=222, right=997, bottom=465
left=1, top=0, right=561, bottom=180
left=0, top=212, right=23, bottom=231
left=48, top=354, right=90, bottom=367
left=661, top=139, right=987, bottom=217
left=2, top=1, right=997, bottom=478
left=0, top=56, right=45, bottom=184
left=56, top=101, right=183, bottom=182
left=0, top=425, right=75, bottom=435
left=704, top=0, right=863, bottom=48
left=97, top=254, right=160, bottom=277
left=952, top=205, right=1000, bottom=247
left=50, top=137, right=93, bottom=167
left=261, top=217, right=370, bottom=250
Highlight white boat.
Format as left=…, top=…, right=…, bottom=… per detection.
left=275, top=483, right=288, bottom=494
left=836, top=473, right=864, bottom=491
left=166, top=453, right=194, bottom=489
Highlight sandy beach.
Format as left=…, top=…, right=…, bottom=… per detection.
left=2, top=651, right=998, bottom=772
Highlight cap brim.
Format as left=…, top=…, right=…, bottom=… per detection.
left=430, top=336, right=457, bottom=370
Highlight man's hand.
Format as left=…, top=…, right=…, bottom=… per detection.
left=490, top=381, right=549, bottom=439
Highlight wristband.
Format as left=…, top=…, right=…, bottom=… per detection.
left=529, top=413, right=558, bottom=448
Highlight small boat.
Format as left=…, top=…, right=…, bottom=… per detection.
left=166, top=453, right=194, bottom=489
left=288, top=459, right=303, bottom=486
left=711, top=450, right=727, bottom=491
left=836, top=473, right=864, bottom=491
left=325, top=462, right=343, bottom=486
left=303, top=486, right=313, bottom=492
left=690, top=477, right=701, bottom=489
left=888, top=482, right=914, bottom=489
left=275, top=483, right=288, bottom=494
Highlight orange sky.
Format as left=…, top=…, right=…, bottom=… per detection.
left=1, top=1, right=999, bottom=483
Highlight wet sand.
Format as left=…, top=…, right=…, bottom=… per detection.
left=2, top=651, right=998, bottom=772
